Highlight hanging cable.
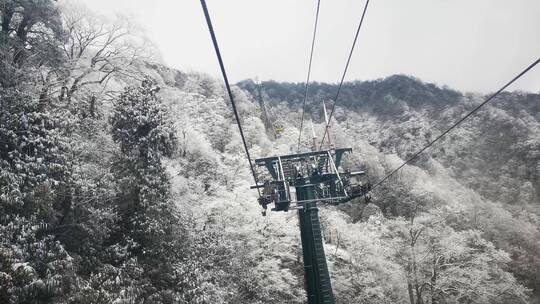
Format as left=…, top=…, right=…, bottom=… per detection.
left=200, top=0, right=261, bottom=196
left=319, top=0, right=370, bottom=150
left=370, top=57, right=540, bottom=191
left=297, top=0, right=322, bottom=151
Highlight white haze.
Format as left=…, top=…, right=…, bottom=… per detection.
left=81, top=0, right=540, bottom=93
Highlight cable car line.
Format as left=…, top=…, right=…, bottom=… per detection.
left=200, top=0, right=261, bottom=197
left=369, top=57, right=540, bottom=192
left=297, top=0, right=322, bottom=151
left=319, top=0, right=370, bottom=150
left=199, top=0, right=539, bottom=301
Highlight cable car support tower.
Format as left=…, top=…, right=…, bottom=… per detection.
left=252, top=94, right=371, bottom=302
left=253, top=145, right=370, bottom=304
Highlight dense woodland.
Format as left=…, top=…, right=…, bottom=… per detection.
left=0, top=1, right=539, bottom=303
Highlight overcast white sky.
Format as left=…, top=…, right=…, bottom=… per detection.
left=81, top=0, right=540, bottom=93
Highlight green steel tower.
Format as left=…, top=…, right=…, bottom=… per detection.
left=253, top=148, right=370, bottom=304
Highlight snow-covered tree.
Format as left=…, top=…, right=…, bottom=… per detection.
left=0, top=88, right=70, bottom=218
left=0, top=0, right=64, bottom=89
left=56, top=1, right=151, bottom=105
left=386, top=212, right=529, bottom=304
left=107, top=77, right=183, bottom=301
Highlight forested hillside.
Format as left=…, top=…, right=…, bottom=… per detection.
left=239, top=77, right=540, bottom=302
left=0, top=1, right=538, bottom=303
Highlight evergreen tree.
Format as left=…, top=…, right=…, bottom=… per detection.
left=0, top=87, right=75, bottom=303
left=108, top=78, right=180, bottom=302
left=0, top=88, right=70, bottom=216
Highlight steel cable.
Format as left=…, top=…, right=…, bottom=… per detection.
left=297, top=0, right=322, bottom=151
left=319, top=0, right=370, bottom=150
left=370, top=57, right=540, bottom=191
left=200, top=0, right=261, bottom=196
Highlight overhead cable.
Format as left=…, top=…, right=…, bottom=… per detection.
left=319, top=0, right=370, bottom=150
left=200, top=0, right=261, bottom=196
left=370, top=57, right=540, bottom=191
left=297, top=0, right=322, bottom=151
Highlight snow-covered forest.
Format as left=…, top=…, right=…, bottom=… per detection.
left=0, top=1, right=539, bottom=303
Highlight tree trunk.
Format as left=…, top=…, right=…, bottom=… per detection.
left=66, top=84, right=77, bottom=104
left=59, top=86, right=67, bottom=101
left=408, top=280, right=416, bottom=304
left=1, top=8, right=14, bottom=33
left=39, top=72, right=53, bottom=103
left=39, top=87, right=48, bottom=103
left=15, top=15, right=29, bottom=42
left=13, top=11, right=34, bottom=66
left=89, top=95, right=97, bottom=118
left=415, top=283, right=424, bottom=304
left=431, top=255, right=438, bottom=304
left=411, top=235, right=424, bottom=304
